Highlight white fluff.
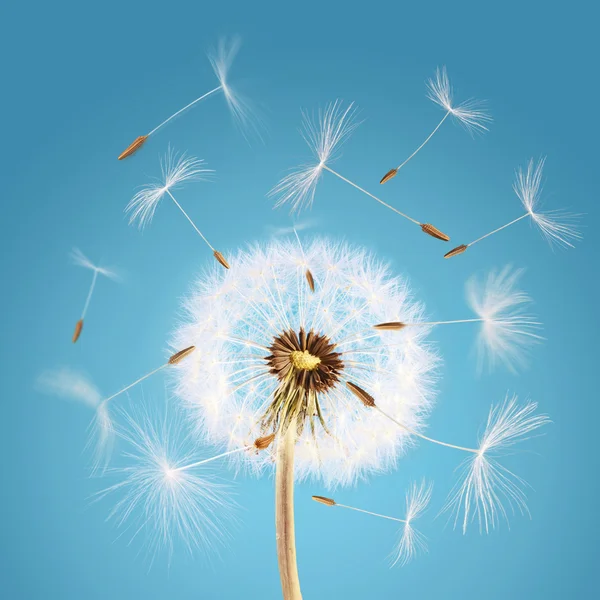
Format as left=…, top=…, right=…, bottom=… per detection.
left=126, top=148, right=212, bottom=229
left=443, top=394, right=550, bottom=533
left=35, top=368, right=115, bottom=473
left=467, top=265, right=543, bottom=373
left=170, top=237, right=438, bottom=488
left=426, top=66, right=492, bottom=134
left=70, top=248, right=120, bottom=280
left=94, top=404, right=238, bottom=559
left=514, top=157, right=582, bottom=249
left=391, top=479, right=432, bottom=567
left=269, top=101, right=360, bottom=212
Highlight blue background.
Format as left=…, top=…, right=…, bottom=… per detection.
left=1, top=1, right=598, bottom=598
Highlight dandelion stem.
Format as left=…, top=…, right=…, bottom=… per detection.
left=147, top=86, right=222, bottom=137
left=410, top=318, right=483, bottom=326
left=395, top=111, right=450, bottom=172
left=173, top=446, right=250, bottom=473
left=82, top=269, right=99, bottom=319
left=275, top=416, right=303, bottom=600
left=165, top=189, right=215, bottom=251
left=374, top=406, right=478, bottom=454
left=322, top=165, right=421, bottom=225
left=335, top=503, right=408, bottom=524
left=468, top=213, right=529, bottom=247
left=102, top=364, right=168, bottom=406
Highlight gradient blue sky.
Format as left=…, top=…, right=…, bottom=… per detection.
left=1, top=1, right=598, bottom=598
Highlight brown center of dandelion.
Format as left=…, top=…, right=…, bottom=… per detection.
left=265, top=327, right=344, bottom=393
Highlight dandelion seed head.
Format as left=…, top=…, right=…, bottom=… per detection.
left=269, top=101, right=361, bottom=212
left=96, top=405, right=238, bottom=559
left=171, top=238, right=438, bottom=487
left=514, top=157, right=582, bottom=248
left=443, top=394, right=550, bottom=534
left=467, top=265, right=542, bottom=373
left=125, top=147, right=212, bottom=229
left=391, top=479, right=432, bottom=567
left=426, top=66, right=491, bottom=134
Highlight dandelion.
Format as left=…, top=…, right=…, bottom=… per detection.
left=269, top=101, right=451, bottom=242
left=170, top=237, right=439, bottom=597
left=380, top=66, right=491, bottom=184
left=70, top=248, right=119, bottom=343
left=444, top=158, right=582, bottom=258
left=350, top=387, right=549, bottom=534
left=312, top=480, right=432, bottom=567
left=126, top=148, right=230, bottom=268
left=118, top=36, right=260, bottom=160
left=370, top=265, right=541, bottom=373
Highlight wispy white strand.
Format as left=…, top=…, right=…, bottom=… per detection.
left=125, top=148, right=214, bottom=248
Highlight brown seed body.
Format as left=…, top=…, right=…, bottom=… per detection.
left=254, top=433, right=276, bottom=450
left=312, top=495, right=336, bottom=507
left=373, top=322, right=407, bottom=331
left=305, top=269, right=315, bottom=292
left=213, top=250, right=230, bottom=269
left=421, top=223, right=450, bottom=242
left=168, top=346, right=196, bottom=365
left=380, top=168, right=398, bottom=185
left=444, top=244, right=469, bottom=259
left=346, top=381, right=376, bottom=408
left=118, top=135, right=148, bottom=160
left=72, top=319, right=84, bottom=343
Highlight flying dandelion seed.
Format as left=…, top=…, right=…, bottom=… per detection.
left=380, top=66, right=491, bottom=184
left=36, top=348, right=195, bottom=473
left=93, top=403, right=249, bottom=560
left=371, top=265, right=541, bottom=373
left=312, top=480, right=432, bottom=567
left=125, top=148, right=230, bottom=269
left=118, top=36, right=261, bottom=160
left=269, top=101, right=451, bottom=242
left=35, top=367, right=115, bottom=472
left=70, top=248, right=119, bottom=343
left=350, top=387, right=549, bottom=534
left=445, top=158, right=582, bottom=259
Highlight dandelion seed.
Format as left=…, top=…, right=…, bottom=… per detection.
left=118, top=36, right=261, bottom=159
left=380, top=66, right=491, bottom=184
left=380, top=265, right=541, bottom=373
left=70, top=248, right=119, bottom=343
left=35, top=367, right=114, bottom=472
left=312, top=480, right=432, bottom=567
left=270, top=101, right=450, bottom=241
left=126, top=148, right=230, bottom=268
left=446, top=158, right=582, bottom=258
left=94, top=404, right=241, bottom=560
left=353, top=387, right=548, bottom=534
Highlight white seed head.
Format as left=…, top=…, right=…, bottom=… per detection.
left=269, top=101, right=361, bottom=212
left=514, top=157, right=582, bottom=248
left=126, top=147, right=212, bottom=229
left=426, top=66, right=491, bottom=135
left=171, top=238, right=438, bottom=488
left=467, top=265, right=543, bottom=373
